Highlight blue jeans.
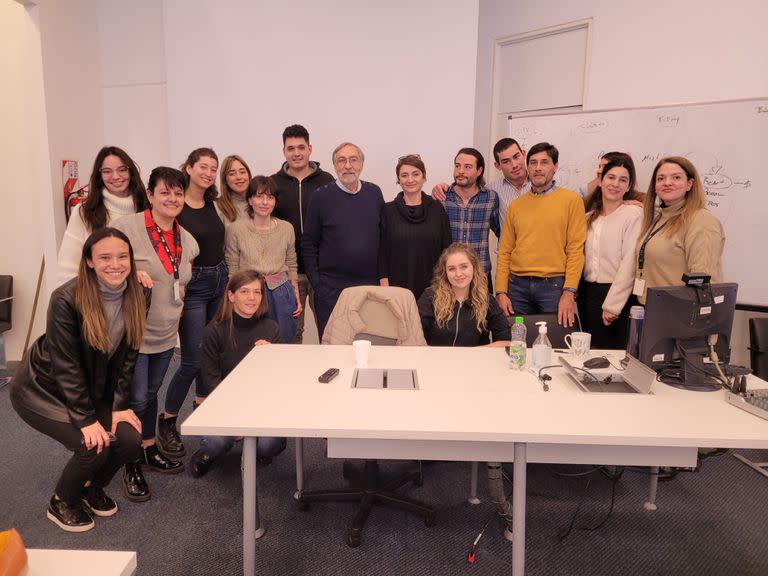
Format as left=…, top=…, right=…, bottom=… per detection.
left=199, top=435, right=286, bottom=460
left=266, top=281, right=298, bottom=344
left=132, top=348, right=174, bottom=441
left=506, top=275, right=564, bottom=315
left=164, top=261, right=227, bottom=414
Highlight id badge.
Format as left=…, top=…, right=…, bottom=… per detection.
left=173, top=280, right=181, bottom=303
left=632, top=277, right=645, bottom=297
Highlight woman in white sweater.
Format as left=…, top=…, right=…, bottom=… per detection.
left=579, top=156, right=644, bottom=349
left=57, top=146, right=149, bottom=285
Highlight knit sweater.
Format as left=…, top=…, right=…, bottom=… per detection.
left=200, top=313, right=281, bottom=396
left=57, top=191, right=137, bottom=285
left=224, top=217, right=298, bottom=281
left=378, top=192, right=452, bottom=299
left=301, top=180, right=384, bottom=287
left=635, top=199, right=724, bottom=304
left=113, top=212, right=199, bottom=353
left=496, top=187, right=586, bottom=292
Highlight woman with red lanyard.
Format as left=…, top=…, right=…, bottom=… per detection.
left=114, top=166, right=199, bottom=501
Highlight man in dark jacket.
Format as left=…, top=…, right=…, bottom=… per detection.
left=272, top=124, right=334, bottom=343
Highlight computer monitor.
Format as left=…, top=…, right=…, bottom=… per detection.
left=638, top=282, right=738, bottom=391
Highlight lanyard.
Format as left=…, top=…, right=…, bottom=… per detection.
left=637, top=217, right=669, bottom=275
left=152, top=217, right=180, bottom=280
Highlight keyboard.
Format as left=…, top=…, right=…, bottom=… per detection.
left=726, top=389, right=768, bottom=421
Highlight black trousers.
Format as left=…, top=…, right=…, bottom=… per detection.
left=15, top=403, right=141, bottom=503
left=577, top=280, right=636, bottom=350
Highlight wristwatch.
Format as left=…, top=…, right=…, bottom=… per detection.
left=563, top=287, right=577, bottom=296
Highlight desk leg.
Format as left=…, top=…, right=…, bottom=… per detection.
left=644, top=466, right=659, bottom=511
left=468, top=461, right=481, bottom=504
left=243, top=437, right=264, bottom=576
left=512, top=443, right=527, bottom=576
left=294, top=438, right=304, bottom=499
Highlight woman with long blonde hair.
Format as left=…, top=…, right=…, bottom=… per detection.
left=417, top=243, right=510, bottom=347
left=11, top=228, right=147, bottom=532
left=217, top=154, right=252, bottom=224
left=634, top=157, right=725, bottom=304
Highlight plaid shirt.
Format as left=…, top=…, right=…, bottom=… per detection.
left=441, top=186, right=500, bottom=273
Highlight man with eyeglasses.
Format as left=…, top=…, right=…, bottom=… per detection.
left=301, top=142, right=384, bottom=339
left=272, top=124, right=334, bottom=343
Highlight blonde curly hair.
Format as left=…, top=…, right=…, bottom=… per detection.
left=430, top=243, right=488, bottom=333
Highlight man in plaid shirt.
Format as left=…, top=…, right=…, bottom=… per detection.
left=439, top=148, right=500, bottom=292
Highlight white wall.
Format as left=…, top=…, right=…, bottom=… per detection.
left=474, top=0, right=768, bottom=365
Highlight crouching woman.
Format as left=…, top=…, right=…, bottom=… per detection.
left=11, top=228, right=147, bottom=532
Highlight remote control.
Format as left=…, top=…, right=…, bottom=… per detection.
left=318, top=368, right=340, bottom=383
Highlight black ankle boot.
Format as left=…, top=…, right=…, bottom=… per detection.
left=144, top=444, right=184, bottom=474
left=123, top=462, right=151, bottom=502
left=189, top=449, right=215, bottom=478
left=156, top=415, right=185, bottom=458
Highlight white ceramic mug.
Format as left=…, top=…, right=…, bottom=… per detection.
left=352, top=339, right=372, bottom=367
left=564, top=332, right=591, bottom=359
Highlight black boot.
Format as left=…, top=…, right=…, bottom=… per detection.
left=144, top=444, right=184, bottom=474
left=123, top=462, right=151, bottom=502
left=189, top=449, right=215, bottom=478
left=156, top=414, right=185, bottom=458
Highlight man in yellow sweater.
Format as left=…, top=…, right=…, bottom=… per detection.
left=494, top=142, right=586, bottom=327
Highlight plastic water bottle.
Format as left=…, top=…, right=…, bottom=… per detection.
left=509, top=316, right=527, bottom=370
left=622, top=305, right=645, bottom=367
left=532, top=321, right=553, bottom=369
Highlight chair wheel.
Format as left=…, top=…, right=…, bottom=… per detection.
left=297, top=498, right=309, bottom=511
left=424, top=512, right=436, bottom=527
left=346, top=533, right=361, bottom=548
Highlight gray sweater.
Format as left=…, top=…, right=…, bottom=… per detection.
left=114, top=212, right=199, bottom=353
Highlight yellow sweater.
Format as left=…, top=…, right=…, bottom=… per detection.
left=495, top=187, right=586, bottom=292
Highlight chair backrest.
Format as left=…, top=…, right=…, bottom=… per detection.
left=516, top=313, right=579, bottom=348
left=0, top=275, right=12, bottom=333
left=322, top=285, right=426, bottom=346
left=748, top=318, right=768, bottom=379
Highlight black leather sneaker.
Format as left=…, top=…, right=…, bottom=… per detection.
left=144, top=444, right=184, bottom=474
left=189, top=449, right=215, bottom=478
left=156, top=414, right=185, bottom=458
left=81, top=484, right=117, bottom=517
left=47, top=496, right=94, bottom=532
left=123, top=461, right=151, bottom=502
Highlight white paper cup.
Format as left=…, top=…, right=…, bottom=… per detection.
left=565, top=332, right=591, bottom=359
left=352, top=339, right=372, bottom=367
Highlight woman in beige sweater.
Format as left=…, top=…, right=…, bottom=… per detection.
left=634, top=156, right=725, bottom=304
left=225, top=176, right=301, bottom=343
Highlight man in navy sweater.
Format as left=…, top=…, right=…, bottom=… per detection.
left=301, top=142, right=384, bottom=339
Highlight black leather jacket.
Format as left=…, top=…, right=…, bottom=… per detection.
left=10, top=279, right=148, bottom=428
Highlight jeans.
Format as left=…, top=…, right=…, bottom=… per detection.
left=165, top=261, right=227, bottom=414
left=266, top=281, right=298, bottom=344
left=132, top=348, right=174, bottom=441
left=199, top=435, right=286, bottom=460
left=506, top=274, right=564, bottom=315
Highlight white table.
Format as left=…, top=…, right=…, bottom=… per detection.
left=25, top=549, right=136, bottom=575
left=182, top=344, right=768, bottom=576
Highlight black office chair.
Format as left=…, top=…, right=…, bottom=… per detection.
left=749, top=318, right=768, bottom=379
left=0, top=275, right=13, bottom=370
left=297, top=286, right=435, bottom=547
left=515, top=312, right=581, bottom=348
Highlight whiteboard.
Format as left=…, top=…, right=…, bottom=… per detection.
left=508, top=99, right=768, bottom=307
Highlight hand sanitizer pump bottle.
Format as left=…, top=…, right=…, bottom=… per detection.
left=532, top=321, right=552, bottom=369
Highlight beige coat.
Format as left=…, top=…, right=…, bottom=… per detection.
left=322, top=285, right=426, bottom=346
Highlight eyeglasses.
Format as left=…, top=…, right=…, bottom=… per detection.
left=334, top=156, right=361, bottom=166
left=99, top=166, right=129, bottom=177
left=398, top=154, right=422, bottom=162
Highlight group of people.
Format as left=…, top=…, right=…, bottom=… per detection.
left=9, top=123, right=725, bottom=532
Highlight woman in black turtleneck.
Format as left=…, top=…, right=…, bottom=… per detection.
left=378, top=154, right=452, bottom=300
left=188, top=269, right=286, bottom=477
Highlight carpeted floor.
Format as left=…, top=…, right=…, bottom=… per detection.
left=1, top=360, right=768, bottom=575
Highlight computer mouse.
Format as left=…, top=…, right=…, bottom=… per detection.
left=583, top=357, right=611, bottom=369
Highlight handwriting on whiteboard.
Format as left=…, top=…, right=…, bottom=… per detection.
left=576, top=118, right=608, bottom=133
left=702, top=161, right=750, bottom=209
left=658, top=115, right=680, bottom=127
left=757, top=105, right=768, bottom=114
